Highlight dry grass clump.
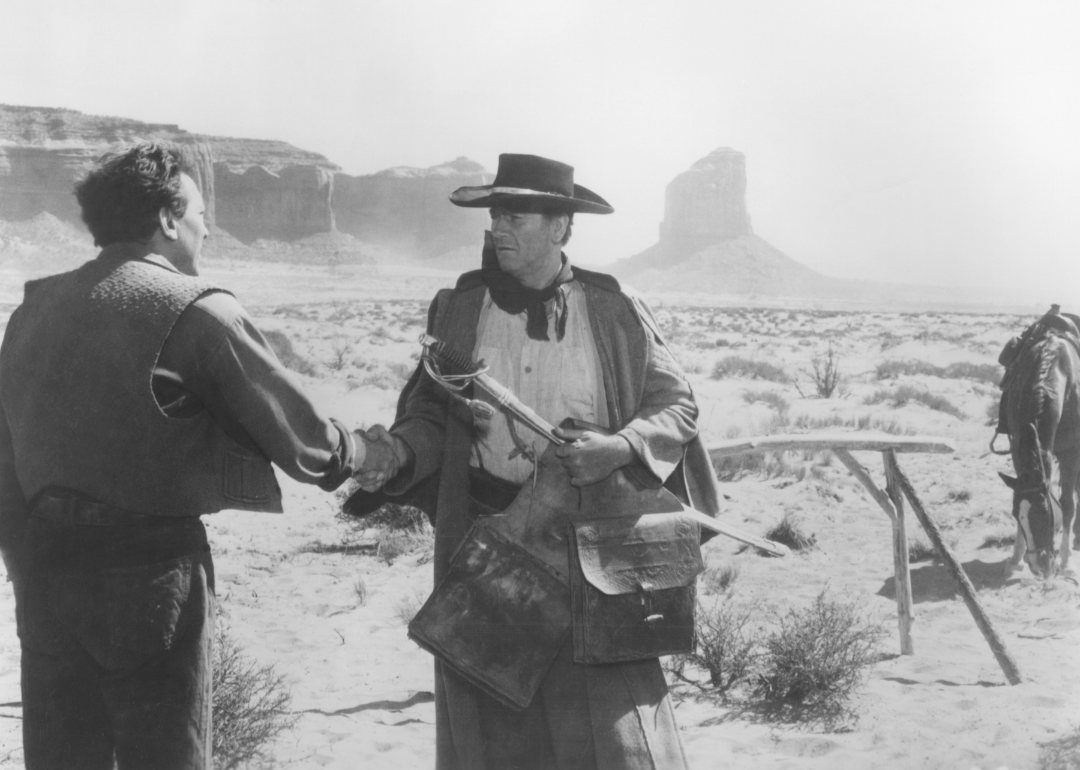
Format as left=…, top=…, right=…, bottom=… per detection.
left=376, top=527, right=433, bottom=565
left=908, top=537, right=938, bottom=563
left=713, top=451, right=797, bottom=482
left=742, top=389, right=790, bottom=417
left=667, top=597, right=759, bottom=694
left=875, top=359, right=1001, bottom=385
left=765, top=513, right=817, bottom=552
left=864, top=385, right=966, bottom=420
left=790, top=412, right=915, bottom=435
left=213, top=628, right=299, bottom=770
left=263, top=328, right=318, bottom=376
left=979, top=530, right=1016, bottom=550
left=711, top=355, right=788, bottom=383
left=1038, top=723, right=1080, bottom=770
left=754, top=591, right=886, bottom=728
left=701, top=562, right=741, bottom=594
left=393, top=587, right=428, bottom=626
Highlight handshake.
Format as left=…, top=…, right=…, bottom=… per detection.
left=353, top=425, right=414, bottom=492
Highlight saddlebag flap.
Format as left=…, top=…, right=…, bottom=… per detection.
left=570, top=512, right=704, bottom=665
left=408, top=522, right=571, bottom=711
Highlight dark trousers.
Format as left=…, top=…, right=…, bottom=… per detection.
left=16, top=499, right=214, bottom=770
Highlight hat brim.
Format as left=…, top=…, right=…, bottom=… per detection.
left=449, top=183, right=613, bottom=215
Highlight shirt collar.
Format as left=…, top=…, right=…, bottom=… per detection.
left=97, top=242, right=182, bottom=274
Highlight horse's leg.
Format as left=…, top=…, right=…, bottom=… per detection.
left=1058, top=448, right=1079, bottom=570
left=1005, top=519, right=1026, bottom=576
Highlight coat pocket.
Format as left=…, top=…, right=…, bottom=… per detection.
left=223, top=449, right=276, bottom=505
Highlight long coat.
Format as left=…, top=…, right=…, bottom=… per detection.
left=385, top=265, right=722, bottom=770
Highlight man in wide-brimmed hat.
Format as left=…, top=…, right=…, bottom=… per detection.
left=358, top=154, right=722, bottom=769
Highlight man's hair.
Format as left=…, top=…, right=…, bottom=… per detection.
left=74, top=141, right=191, bottom=247
left=541, top=209, right=574, bottom=246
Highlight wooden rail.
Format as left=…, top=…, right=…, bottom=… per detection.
left=706, top=432, right=1022, bottom=685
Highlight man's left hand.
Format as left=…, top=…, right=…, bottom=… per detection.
left=553, top=430, right=634, bottom=487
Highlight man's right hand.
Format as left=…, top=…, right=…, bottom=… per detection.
left=353, top=425, right=412, bottom=492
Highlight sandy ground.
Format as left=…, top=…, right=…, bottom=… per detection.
left=1, top=259, right=1078, bottom=769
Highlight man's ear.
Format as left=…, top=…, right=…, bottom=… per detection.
left=547, top=213, right=568, bottom=244
left=158, top=207, right=179, bottom=241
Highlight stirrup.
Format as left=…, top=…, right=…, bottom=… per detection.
left=989, top=432, right=1011, bottom=455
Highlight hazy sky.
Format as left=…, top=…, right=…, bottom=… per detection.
left=4, top=0, right=1079, bottom=300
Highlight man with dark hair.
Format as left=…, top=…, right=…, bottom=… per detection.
left=357, top=154, right=722, bottom=769
left=0, top=141, right=370, bottom=769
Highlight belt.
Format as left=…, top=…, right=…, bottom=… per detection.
left=468, top=467, right=522, bottom=513
left=30, top=493, right=192, bottom=527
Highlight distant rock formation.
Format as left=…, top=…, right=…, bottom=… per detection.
left=332, top=157, right=491, bottom=258
left=0, top=104, right=490, bottom=260
left=613, top=148, right=848, bottom=298
left=660, top=148, right=752, bottom=253
left=215, top=163, right=335, bottom=243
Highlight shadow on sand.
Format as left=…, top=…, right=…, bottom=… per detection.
left=876, top=559, right=1014, bottom=603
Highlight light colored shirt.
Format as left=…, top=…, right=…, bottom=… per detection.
left=470, top=281, right=608, bottom=484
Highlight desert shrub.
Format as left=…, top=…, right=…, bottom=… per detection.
left=376, top=525, right=433, bottom=565
left=790, top=412, right=915, bottom=435
left=355, top=503, right=428, bottom=531
left=212, top=628, right=299, bottom=770
left=1038, top=723, right=1080, bottom=770
left=354, top=577, right=368, bottom=605
left=755, top=591, right=885, bottom=725
left=908, top=537, right=937, bottom=563
left=942, top=361, right=1001, bottom=384
left=799, top=343, right=844, bottom=398
left=711, top=356, right=787, bottom=383
left=742, top=389, right=790, bottom=417
left=876, top=359, right=1001, bottom=385
left=701, top=563, right=741, bottom=594
left=946, top=489, right=972, bottom=503
left=667, top=597, right=759, bottom=694
left=875, top=359, right=938, bottom=379
left=980, top=531, right=1016, bottom=549
left=263, top=329, right=318, bottom=376
left=864, top=385, right=965, bottom=419
left=393, top=587, right=428, bottom=625
left=326, top=337, right=355, bottom=372
left=713, top=451, right=795, bottom=482
left=765, top=513, right=817, bottom=552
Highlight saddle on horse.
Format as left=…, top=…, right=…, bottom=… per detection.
left=993, top=304, right=1080, bottom=451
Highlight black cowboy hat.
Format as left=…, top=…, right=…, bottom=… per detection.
left=449, top=153, right=614, bottom=215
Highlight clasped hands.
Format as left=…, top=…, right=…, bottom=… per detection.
left=353, top=425, right=413, bottom=492
left=352, top=424, right=633, bottom=491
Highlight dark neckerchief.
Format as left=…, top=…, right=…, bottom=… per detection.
left=480, top=241, right=574, bottom=341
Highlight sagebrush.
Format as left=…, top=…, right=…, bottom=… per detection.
left=754, top=591, right=885, bottom=727
left=667, top=597, right=758, bottom=694
left=212, top=628, right=298, bottom=770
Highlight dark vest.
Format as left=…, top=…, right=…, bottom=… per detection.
left=0, top=251, right=282, bottom=516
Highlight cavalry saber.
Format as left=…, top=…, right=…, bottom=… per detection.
left=419, top=333, right=789, bottom=557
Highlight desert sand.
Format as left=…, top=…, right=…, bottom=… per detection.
left=1, top=258, right=1078, bottom=770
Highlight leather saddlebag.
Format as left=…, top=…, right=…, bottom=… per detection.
left=570, top=512, right=704, bottom=665
left=408, top=522, right=571, bottom=711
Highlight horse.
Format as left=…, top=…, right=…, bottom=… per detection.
left=996, top=308, right=1080, bottom=578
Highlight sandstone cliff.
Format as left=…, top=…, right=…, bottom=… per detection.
left=0, top=104, right=489, bottom=258
left=332, top=157, right=492, bottom=259
left=0, top=104, right=337, bottom=239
